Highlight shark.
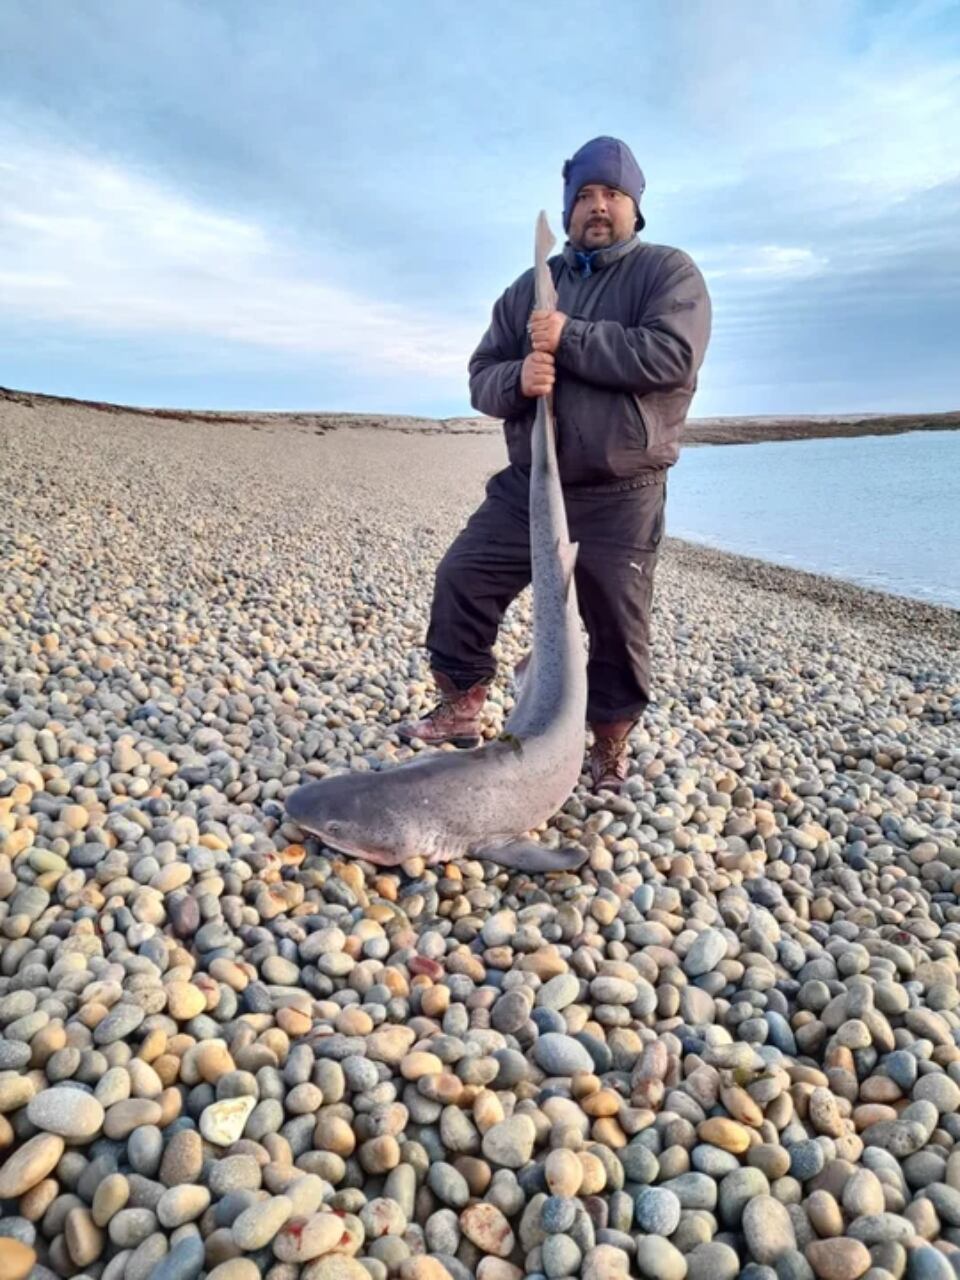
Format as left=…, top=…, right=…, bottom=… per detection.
left=285, top=212, right=588, bottom=872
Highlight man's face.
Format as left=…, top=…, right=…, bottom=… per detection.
left=568, top=184, right=637, bottom=250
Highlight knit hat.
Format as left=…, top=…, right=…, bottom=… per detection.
left=562, top=136, right=646, bottom=232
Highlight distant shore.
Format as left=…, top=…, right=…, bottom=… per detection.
left=3, top=384, right=959, bottom=447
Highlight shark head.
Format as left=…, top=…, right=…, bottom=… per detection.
left=284, top=770, right=420, bottom=865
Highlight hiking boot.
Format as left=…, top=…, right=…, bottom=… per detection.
left=588, top=721, right=634, bottom=793
left=397, top=672, right=488, bottom=748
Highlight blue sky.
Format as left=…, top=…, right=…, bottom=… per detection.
left=1, top=0, right=958, bottom=417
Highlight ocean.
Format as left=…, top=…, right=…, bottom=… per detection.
left=667, top=430, right=960, bottom=608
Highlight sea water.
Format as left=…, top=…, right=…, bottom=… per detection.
left=667, top=430, right=960, bottom=608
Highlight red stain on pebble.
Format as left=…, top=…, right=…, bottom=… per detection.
left=409, top=955, right=443, bottom=979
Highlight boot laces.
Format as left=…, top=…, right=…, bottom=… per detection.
left=594, top=736, right=629, bottom=779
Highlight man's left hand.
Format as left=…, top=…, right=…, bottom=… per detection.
left=528, top=309, right=567, bottom=355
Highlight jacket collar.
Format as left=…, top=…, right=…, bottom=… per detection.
left=562, top=235, right=642, bottom=277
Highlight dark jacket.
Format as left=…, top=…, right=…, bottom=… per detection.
left=468, top=237, right=711, bottom=488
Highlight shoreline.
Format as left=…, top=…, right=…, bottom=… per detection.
left=1, top=386, right=956, bottom=619
left=4, top=383, right=959, bottom=446
left=663, top=537, right=960, bottom=639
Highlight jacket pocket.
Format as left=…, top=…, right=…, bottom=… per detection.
left=626, top=394, right=648, bottom=450
left=635, top=388, right=692, bottom=468
left=556, top=377, right=654, bottom=484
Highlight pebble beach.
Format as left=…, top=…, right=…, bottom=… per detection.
left=2, top=391, right=960, bottom=1280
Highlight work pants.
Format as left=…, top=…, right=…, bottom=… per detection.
left=425, top=466, right=665, bottom=725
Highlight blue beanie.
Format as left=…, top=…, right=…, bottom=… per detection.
left=562, top=136, right=646, bottom=232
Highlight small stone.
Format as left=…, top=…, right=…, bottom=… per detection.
left=545, top=1148, right=583, bottom=1197
left=231, top=1194, right=293, bottom=1248
left=201, top=1096, right=256, bottom=1146
left=533, top=1034, right=595, bottom=1075
left=108, top=1208, right=160, bottom=1250
left=907, top=1245, right=956, bottom=1280
left=302, top=1259, right=371, bottom=1280
left=0, top=1240, right=35, bottom=1280
left=366, top=1026, right=416, bottom=1064
left=481, top=1115, right=536, bottom=1168
left=698, top=1117, right=751, bottom=1153
left=635, top=1186, right=682, bottom=1236
left=428, top=1162, right=471, bottom=1209
left=159, top=1128, right=203, bottom=1186
left=541, top=1233, right=582, bottom=1278
left=157, top=1184, right=211, bottom=1228
left=460, top=1202, right=515, bottom=1257
left=149, top=1235, right=205, bottom=1280
left=846, top=1214, right=914, bottom=1244
left=634, top=1235, right=687, bottom=1280
left=400, top=1052, right=443, bottom=1081
left=207, top=1263, right=261, bottom=1280
left=103, top=1098, right=163, bottom=1139
left=0, top=1133, right=64, bottom=1198
left=789, top=1140, right=825, bottom=1181
left=25, top=1087, right=104, bottom=1140
left=273, top=1212, right=346, bottom=1262
left=805, top=1239, right=871, bottom=1280
left=914, top=1073, right=960, bottom=1115
left=93, top=1002, right=145, bottom=1044
left=743, top=1195, right=796, bottom=1264
left=64, top=1206, right=105, bottom=1267
left=684, top=929, right=727, bottom=976
left=686, top=1242, right=740, bottom=1280
left=92, top=1172, right=131, bottom=1226
left=538, top=973, right=581, bottom=1010
left=719, top=1167, right=770, bottom=1228
left=582, top=1245, right=631, bottom=1280
left=541, top=1195, right=577, bottom=1234
left=165, top=981, right=207, bottom=1020
left=208, top=1155, right=262, bottom=1197
left=808, top=1089, right=844, bottom=1138
left=925, top=1183, right=960, bottom=1226
left=398, top=1262, right=455, bottom=1280
left=805, top=1190, right=843, bottom=1239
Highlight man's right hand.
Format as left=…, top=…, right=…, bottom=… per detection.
left=521, top=351, right=556, bottom=398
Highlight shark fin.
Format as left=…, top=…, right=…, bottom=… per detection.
left=475, top=839, right=587, bottom=873
left=557, top=540, right=579, bottom=598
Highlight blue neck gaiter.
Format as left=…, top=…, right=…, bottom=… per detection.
left=573, top=239, right=632, bottom=278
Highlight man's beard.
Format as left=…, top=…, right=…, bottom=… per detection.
left=580, top=219, right=614, bottom=247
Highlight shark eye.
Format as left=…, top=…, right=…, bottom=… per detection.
left=326, top=821, right=342, bottom=837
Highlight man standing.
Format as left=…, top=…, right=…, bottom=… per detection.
left=399, top=137, right=711, bottom=792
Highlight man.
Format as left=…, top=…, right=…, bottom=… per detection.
left=399, top=136, right=711, bottom=792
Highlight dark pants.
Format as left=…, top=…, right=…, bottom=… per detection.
left=425, top=466, right=665, bottom=725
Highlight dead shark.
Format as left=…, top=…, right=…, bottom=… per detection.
left=285, top=212, right=588, bottom=871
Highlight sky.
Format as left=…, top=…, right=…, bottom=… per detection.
left=1, top=0, right=958, bottom=418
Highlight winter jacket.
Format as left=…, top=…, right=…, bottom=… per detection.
left=468, top=237, right=711, bottom=488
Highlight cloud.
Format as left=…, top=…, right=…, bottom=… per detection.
left=0, top=130, right=479, bottom=380
left=701, top=245, right=829, bottom=282
left=0, top=0, right=958, bottom=416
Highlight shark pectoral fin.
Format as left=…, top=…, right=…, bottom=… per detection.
left=513, top=651, right=532, bottom=691
left=557, top=540, right=579, bottom=599
left=476, top=839, right=588, bottom=873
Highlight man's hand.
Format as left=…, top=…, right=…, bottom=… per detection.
left=520, top=351, right=555, bottom=398
left=528, top=309, right=567, bottom=354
